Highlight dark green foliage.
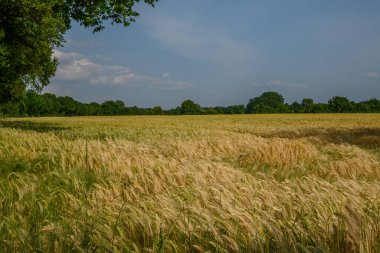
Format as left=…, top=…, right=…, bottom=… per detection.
left=26, top=90, right=46, bottom=116
left=245, top=91, right=285, bottom=114
left=101, top=100, right=125, bottom=115
left=1, top=90, right=379, bottom=117
left=328, top=96, right=354, bottom=113
left=61, top=0, right=157, bottom=33
left=203, top=107, right=220, bottom=114
left=0, top=100, right=24, bottom=116
left=311, top=103, right=330, bottom=113
left=360, top=98, right=380, bottom=112
left=164, top=106, right=181, bottom=115
left=301, top=98, right=314, bottom=113
left=215, top=105, right=245, bottom=114
left=301, top=98, right=314, bottom=106
left=0, top=0, right=158, bottom=104
left=56, top=96, right=78, bottom=116
left=0, top=0, right=65, bottom=104
left=86, top=102, right=102, bottom=116
left=150, top=106, right=164, bottom=115
left=180, top=99, right=203, bottom=115
left=290, top=102, right=302, bottom=113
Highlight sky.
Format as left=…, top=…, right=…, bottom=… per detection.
left=48, top=0, right=380, bottom=108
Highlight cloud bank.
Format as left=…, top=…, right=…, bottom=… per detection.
left=53, top=50, right=192, bottom=91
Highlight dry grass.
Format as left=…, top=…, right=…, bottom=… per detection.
left=0, top=114, right=379, bottom=252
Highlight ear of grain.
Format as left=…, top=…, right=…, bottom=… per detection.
left=0, top=114, right=379, bottom=252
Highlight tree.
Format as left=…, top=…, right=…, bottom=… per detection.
left=290, top=102, right=302, bottom=113
left=0, top=1, right=64, bottom=104
left=245, top=91, right=285, bottom=114
left=41, top=93, right=58, bottom=115
left=362, top=98, right=380, bottom=112
left=311, top=103, right=330, bottom=113
left=224, top=105, right=245, bottom=114
left=0, top=0, right=157, bottom=104
left=151, top=106, right=164, bottom=115
left=301, top=98, right=314, bottom=113
left=328, top=96, right=353, bottom=113
left=56, top=96, right=78, bottom=116
left=0, top=100, right=24, bottom=116
left=26, top=90, right=46, bottom=116
left=203, top=107, right=219, bottom=114
left=301, top=98, right=314, bottom=106
left=101, top=100, right=125, bottom=115
left=86, top=102, right=102, bottom=115
left=180, top=100, right=203, bottom=115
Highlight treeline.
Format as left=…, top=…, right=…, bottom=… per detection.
left=0, top=90, right=379, bottom=117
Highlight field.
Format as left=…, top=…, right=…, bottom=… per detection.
left=0, top=114, right=380, bottom=252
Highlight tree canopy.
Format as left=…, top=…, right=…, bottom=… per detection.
left=180, top=100, right=203, bottom=115
left=1, top=90, right=379, bottom=117
left=0, top=0, right=157, bottom=104
left=245, top=91, right=285, bottom=114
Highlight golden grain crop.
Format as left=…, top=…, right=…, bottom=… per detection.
left=0, top=114, right=379, bottom=252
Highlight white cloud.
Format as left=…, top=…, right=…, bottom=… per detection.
left=365, top=72, right=379, bottom=78
left=103, top=66, right=133, bottom=74
left=53, top=50, right=82, bottom=61
left=53, top=50, right=191, bottom=91
left=55, top=58, right=102, bottom=80
left=89, top=74, right=138, bottom=86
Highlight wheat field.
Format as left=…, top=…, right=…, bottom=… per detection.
left=0, top=114, right=379, bottom=252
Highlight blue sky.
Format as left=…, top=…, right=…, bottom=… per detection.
left=49, top=0, right=380, bottom=108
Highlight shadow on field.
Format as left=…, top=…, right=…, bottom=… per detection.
left=265, top=127, right=380, bottom=149
left=0, top=120, right=68, bottom=133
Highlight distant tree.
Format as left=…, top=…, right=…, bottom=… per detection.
left=254, top=103, right=277, bottom=113
left=165, top=107, right=181, bottom=115
left=26, top=90, right=46, bottom=116
left=301, top=98, right=314, bottom=106
left=0, top=100, right=24, bottom=116
left=2, top=88, right=380, bottom=117
left=203, top=107, right=219, bottom=114
left=115, top=100, right=126, bottom=115
left=57, top=96, right=78, bottom=116
left=354, top=102, right=370, bottom=113
left=214, top=106, right=226, bottom=114
left=245, top=91, right=285, bottom=113
left=245, top=99, right=256, bottom=114
left=180, top=100, right=203, bottom=115
left=41, top=93, right=58, bottom=115
left=86, top=102, right=101, bottom=115
left=101, top=100, right=125, bottom=115
left=225, top=105, right=245, bottom=114
left=125, top=106, right=141, bottom=115
left=277, top=103, right=291, bottom=113
left=151, top=106, right=164, bottom=115
left=300, top=98, right=314, bottom=113
left=290, top=102, right=302, bottom=113
left=362, top=98, right=380, bottom=112
left=328, top=96, right=353, bottom=113
left=311, top=103, right=330, bottom=113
